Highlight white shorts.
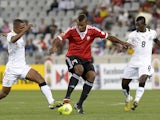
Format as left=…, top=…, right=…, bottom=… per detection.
left=2, top=65, right=31, bottom=87
left=122, top=64, right=154, bottom=79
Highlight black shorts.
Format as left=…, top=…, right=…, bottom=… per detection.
left=65, top=56, right=95, bottom=78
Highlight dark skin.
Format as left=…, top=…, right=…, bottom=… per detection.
left=0, top=22, right=46, bottom=99
left=122, top=19, right=160, bottom=89
left=49, top=19, right=133, bottom=83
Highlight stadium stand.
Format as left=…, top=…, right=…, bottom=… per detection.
left=0, top=0, right=160, bottom=64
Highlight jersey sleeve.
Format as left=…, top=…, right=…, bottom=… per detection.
left=7, top=32, right=15, bottom=43
left=57, top=27, right=72, bottom=41
left=153, top=30, right=158, bottom=39
left=127, top=32, right=134, bottom=45
left=92, top=26, right=108, bottom=39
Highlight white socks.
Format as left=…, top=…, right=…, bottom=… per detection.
left=40, top=85, right=54, bottom=104
left=123, top=87, right=145, bottom=103
left=122, top=89, right=132, bottom=102
left=122, top=89, right=129, bottom=98
left=135, top=87, right=144, bottom=102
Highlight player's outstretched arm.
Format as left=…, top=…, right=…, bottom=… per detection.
left=107, top=35, right=133, bottom=48
left=154, top=38, right=160, bottom=47
left=11, top=24, right=33, bottom=43
left=0, top=33, right=7, bottom=37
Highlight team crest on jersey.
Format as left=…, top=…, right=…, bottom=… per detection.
left=87, top=36, right=90, bottom=41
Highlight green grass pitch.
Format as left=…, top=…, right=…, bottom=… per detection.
left=0, top=90, right=160, bottom=120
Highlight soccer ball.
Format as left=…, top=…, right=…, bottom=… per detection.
left=58, top=103, right=73, bottom=115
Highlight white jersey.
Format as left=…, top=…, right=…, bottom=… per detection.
left=6, top=30, right=26, bottom=68
left=127, top=28, right=157, bottom=67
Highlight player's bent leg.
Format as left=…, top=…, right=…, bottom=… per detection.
left=122, top=79, right=132, bottom=97
left=74, top=80, right=94, bottom=114
left=75, top=71, right=95, bottom=114
left=0, top=86, right=11, bottom=99
left=131, top=75, right=148, bottom=111
left=25, top=68, right=45, bottom=84
left=63, top=73, right=80, bottom=103
left=26, top=68, right=63, bottom=109
left=132, top=86, right=144, bottom=111
left=122, top=79, right=132, bottom=112
left=39, top=82, right=63, bottom=109
left=64, top=64, right=83, bottom=103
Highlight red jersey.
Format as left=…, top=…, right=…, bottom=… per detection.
left=58, top=25, right=108, bottom=61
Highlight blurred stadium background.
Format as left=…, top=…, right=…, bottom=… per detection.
left=0, top=0, right=160, bottom=65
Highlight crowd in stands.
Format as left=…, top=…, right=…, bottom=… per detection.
left=0, top=0, right=160, bottom=64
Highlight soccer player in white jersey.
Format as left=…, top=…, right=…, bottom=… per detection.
left=121, top=16, right=160, bottom=111
left=0, top=19, right=63, bottom=109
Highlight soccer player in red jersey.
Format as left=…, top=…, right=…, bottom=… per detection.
left=49, top=14, right=132, bottom=114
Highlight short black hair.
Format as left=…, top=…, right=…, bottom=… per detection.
left=136, top=16, right=146, bottom=24
left=77, top=14, right=87, bottom=22
left=13, top=19, right=24, bottom=26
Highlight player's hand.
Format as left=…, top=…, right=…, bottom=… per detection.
left=49, top=47, right=57, bottom=54
left=122, top=42, right=134, bottom=49
left=27, top=24, right=33, bottom=30
left=24, top=24, right=33, bottom=32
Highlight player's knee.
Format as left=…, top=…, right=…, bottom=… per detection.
left=122, top=80, right=128, bottom=89
left=1, top=91, right=9, bottom=98
left=87, top=76, right=95, bottom=83
left=90, top=74, right=96, bottom=81
left=86, top=71, right=96, bottom=82
left=75, top=71, right=83, bottom=76
left=139, top=75, right=148, bottom=87
left=74, top=65, right=84, bottom=76
left=74, top=68, right=84, bottom=76
left=139, top=82, right=145, bottom=87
